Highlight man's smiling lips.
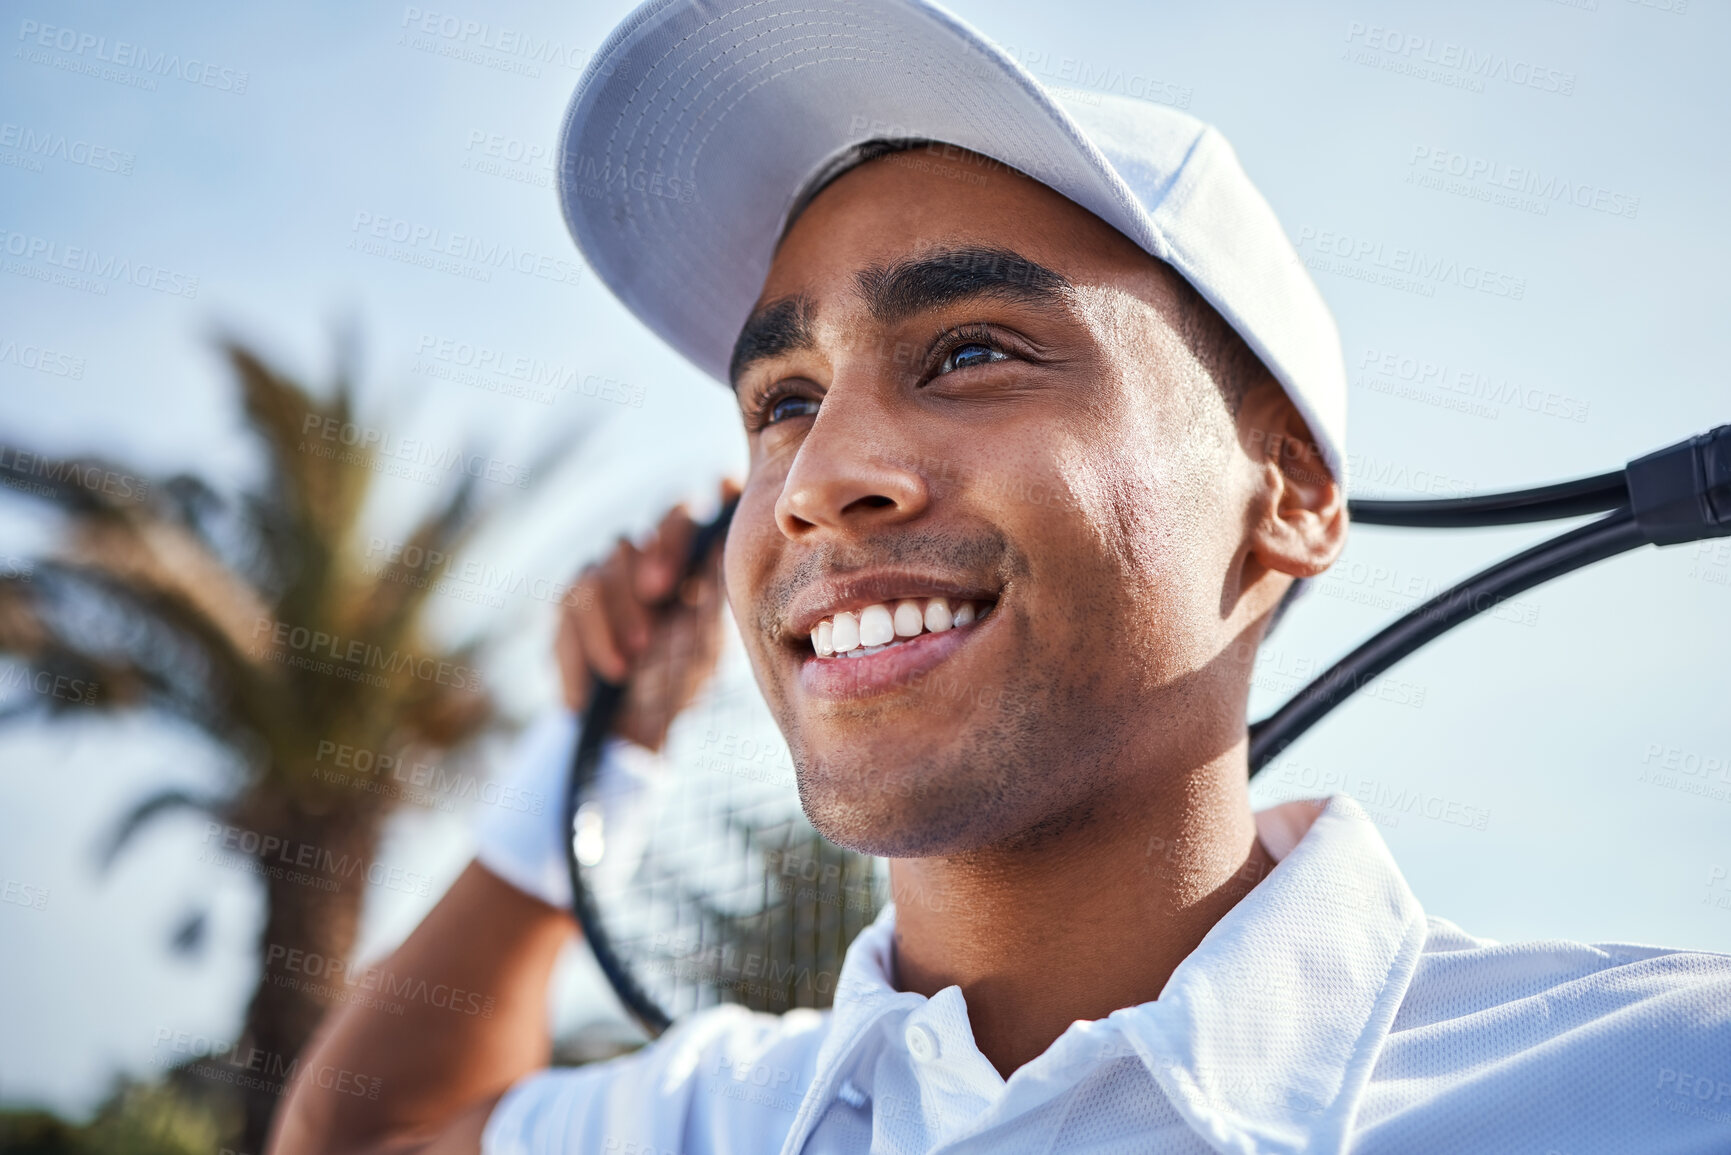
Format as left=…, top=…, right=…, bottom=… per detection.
left=780, top=570, right=1000, bottom=701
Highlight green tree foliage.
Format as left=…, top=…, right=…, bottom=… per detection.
left=0, top=339, right=566, bottom=1151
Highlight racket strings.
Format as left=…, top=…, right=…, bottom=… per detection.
left=579, top=613, right=887, bottom=1026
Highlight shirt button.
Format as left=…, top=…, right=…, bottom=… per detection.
left=905, top=1022, right=941, bottom=1062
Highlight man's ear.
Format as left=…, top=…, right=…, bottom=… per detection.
left=1237, top=380, right=1347, bottom=582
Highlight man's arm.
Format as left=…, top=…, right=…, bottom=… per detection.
left=268, top=862, right=574, bottom=1155
left=268, top=493, right=732, bottom=1155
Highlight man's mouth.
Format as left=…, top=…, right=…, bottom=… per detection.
left=807, top=597, right=992, bottom=658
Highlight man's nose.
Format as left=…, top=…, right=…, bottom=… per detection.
left=774, top=384, right=929, bottom=541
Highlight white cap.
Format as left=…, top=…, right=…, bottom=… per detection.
left=556, top=0, right=1347, bottom=481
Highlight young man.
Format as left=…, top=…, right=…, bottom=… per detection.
left=271, top=1, right=1731, bottom=1152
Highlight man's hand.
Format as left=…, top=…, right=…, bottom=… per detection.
left=557, top=486, right=737, bottom=751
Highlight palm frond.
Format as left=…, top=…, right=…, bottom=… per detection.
left=66, top=510, right=273, bottom=665
left=12, top=560, right=289, bottom=745
left=349, top=472, right=481, bottom=651
left=221, top=340, right=368, bottom=632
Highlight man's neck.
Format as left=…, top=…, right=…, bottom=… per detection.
left=887, top=751, right=1274, bottom=1080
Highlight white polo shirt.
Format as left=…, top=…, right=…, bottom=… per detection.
left=483, top=796, right=1731, bottom=1154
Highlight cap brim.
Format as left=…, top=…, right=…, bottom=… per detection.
left=557, top=0, right=1157, bottom=383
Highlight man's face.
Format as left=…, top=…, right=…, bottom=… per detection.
left=725, top=145, right=1272, bottom=858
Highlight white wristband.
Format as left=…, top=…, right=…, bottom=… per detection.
left=472, top=710, right=659, bottom=910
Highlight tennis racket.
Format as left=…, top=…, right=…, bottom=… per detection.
left=564, top=497, right=887, bottom=1035
left=568, top=425, right=1729, bottom=1036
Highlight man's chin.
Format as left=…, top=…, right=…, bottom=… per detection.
left=774, top=679, right=1071, bottom=857
left=798, top=793, right=969, bottom=860
left=790, top=742, right=1001, bottom=859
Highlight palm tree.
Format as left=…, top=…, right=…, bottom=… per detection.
left=0, top=337, right=563, bottom=1151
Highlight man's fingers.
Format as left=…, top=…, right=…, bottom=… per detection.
left=636, top=489, right=736, bottom=604
left=559, top=493, right=736, bottom=741
left=560, top=651, right=591, bottom=713
left=636, top=505, right=699, bottom=603
left=677, top=551, right=723, bottom=610
left=555, top=594, right=587, bottom=709
left=600, top=551, right=657, bottom=664
left=566, top=556, right=638, bottom=683
left=568, top=600, right=628, bottom=684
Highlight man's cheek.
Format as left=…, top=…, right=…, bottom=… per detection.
left=722, top=495, right=775, bottom=632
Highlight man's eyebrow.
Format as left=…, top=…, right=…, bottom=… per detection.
left=729, top=294, right=815, bottom=388
left=726, top=249, right=1070, bottom=387
left=855, top=246, right=1073, bottom=325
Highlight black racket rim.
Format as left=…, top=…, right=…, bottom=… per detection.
left=564, top=499, right=738, bottom=1037
left=1248, top=508, right=1646, bottom=776
left=565, top=677, right=672, bottom=1035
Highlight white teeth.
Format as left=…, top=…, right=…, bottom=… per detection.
left=831, top=611, right=860, bottom=653
left=808, top=596, right=989, bottom=656
left=859, top=604, right=894, bottom=647
left=924, top=598, right=952, bottom=633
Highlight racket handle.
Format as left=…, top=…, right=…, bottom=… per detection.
left=575, top=495, right=738, bottom=773
left=573, top=678, right=627, bottom=791
left=683, top=494, right=738, bottom=576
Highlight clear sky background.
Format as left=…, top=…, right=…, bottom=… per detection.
left=2, top=0, right=1728, bottom=1119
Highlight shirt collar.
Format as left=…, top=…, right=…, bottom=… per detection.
left=784, top=795, right=1428, bottom=1155
left=1118, top=795, right=1429, bottom=1153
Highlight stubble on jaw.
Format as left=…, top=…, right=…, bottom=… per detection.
left=777, top=556, right=1150, bottom=861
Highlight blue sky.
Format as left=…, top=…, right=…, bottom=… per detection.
left=2, top=0, right=1728, bottom=1118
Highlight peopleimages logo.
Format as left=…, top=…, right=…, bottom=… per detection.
left=0, top=878, right=50, bottom=911
left=250, top=616, right=485, bottom=692
left=348, top=211, right=584, bottom=287
left=0, top=444, right=151, bottom=502
left=1291, top=225, right=1527, bottom=302
left=1344, top=452, right=1474, bottom=499
left=363, top=534, right=592, bottom=611
left=1356, top=346, right=1591, bottom=424
left=0, top=662, right=100, bottom=706
left=412, top=335, right=646, bottom=408
left=151, top=1028, right=380, bottom=1099
left=0, top=337, right=85, bottom=379
left=991, top=43, right=1195, bottom=109
left=1342, top=21, right=1576, bottom=96
left=559, top=154, right=698, bottom=205
left=0, top=123, right=134, bottom=175
left=1407, top=145, right=1640, bottom=220
left=314, top=738, right=545, bottom=815
left=0, top=228, right=200, bottom=298
left=297, top=413, right=534, bottom=489
left=16, top=19, right=249, bottom=93
left=201, top=822, right=436, bottom=897
left=398, top=7, right=614, bottom=74
left=265, top=943, right=497, bottom=1018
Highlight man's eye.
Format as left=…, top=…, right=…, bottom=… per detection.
left=939, top=342, right=1007, bottom=374
left=767, top=395, right=820, bottom=424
